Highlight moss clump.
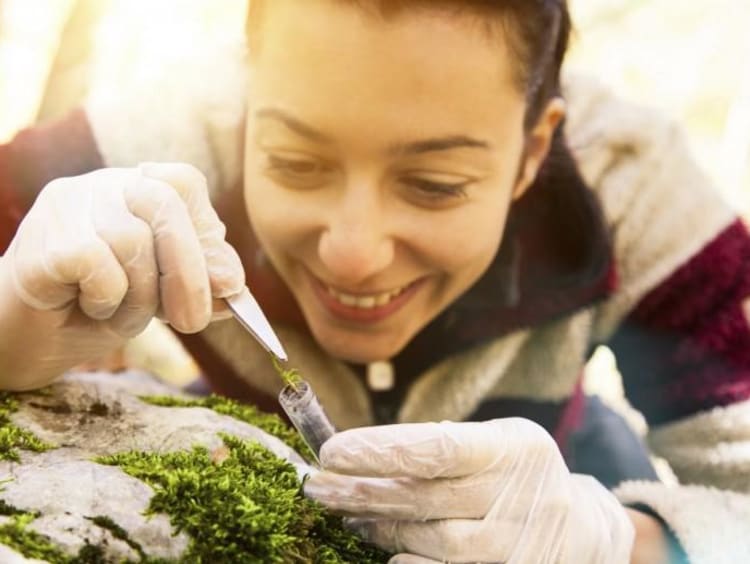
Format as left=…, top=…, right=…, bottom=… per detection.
left=0, top=512, right=71, bottom=562
left=97, top=434, right=388, bottom=563
left=0, top=498, right=149, bottom=563
left=140, top=394, right=313, bottom=460
left=72, top=543, right=110, bottom=563
left=0, top=391, right=385, bottom=561
left=86, top=515, right=156, bottom=562
left=0, top=393, right=112, bottom=563
left=0, top=497, right=26, bottom=516
left=0, top=392, right=54, bottom=462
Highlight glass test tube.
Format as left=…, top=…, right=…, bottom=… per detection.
left=278, top=379, right=335, bottom=463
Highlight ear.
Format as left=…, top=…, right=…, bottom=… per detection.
left=512, top=97, right=566, bottom=200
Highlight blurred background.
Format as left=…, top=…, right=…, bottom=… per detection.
left=1, top=1, right=748, bottom=473
left=0, top=0, right=750, bottom=213
left=1, top=0, right=748, bottom=208
left=569, top=0, right=750, bottom=212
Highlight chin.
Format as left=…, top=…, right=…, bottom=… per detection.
left=322, top=343, right=393, bottom=364
left=315, top=331, right=406, bottom=364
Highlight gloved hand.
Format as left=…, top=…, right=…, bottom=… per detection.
left=304, top=418, right=635, bottom=564
left=0, top=162, right=244, bottom=389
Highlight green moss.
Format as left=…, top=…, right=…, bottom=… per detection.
left=0, top=512, right=71, bottom=561
left=271, top=356, right=303, bottom=390
left=0, top=392, right=54, bottom=462
left=140, top=394, right=313, bottom=460
left=86, top=515, right=156, bottom=562
left=72, top=543, right=110, bottom=563
left=96, top=434, right=388, bottom=563
left=0, top=497, right=26, bottom=516
left=0, top=391, right=386, bottom=562
left=0, top=392, right=112, bottom=563
left=0, top=501, right=144, bottom=563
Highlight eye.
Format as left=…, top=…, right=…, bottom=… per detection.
left=400, top=176, right=470, bottom=203
left=264, top=154, right=334, bottom=188
left=267, top=155, right=330, bottom=176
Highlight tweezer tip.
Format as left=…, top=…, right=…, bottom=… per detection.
left=274, top=351, right=288, bottom=363
left=266, top=338, right=288, bottom=362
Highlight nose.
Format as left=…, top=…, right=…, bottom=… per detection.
left=318, top=190, right=394, bottom=286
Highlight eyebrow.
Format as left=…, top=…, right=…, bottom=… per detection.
left=255, top=108, right=333, bottom=143
left=255, top=107, right=491, bottom=154
left=390, top=135, right=490, bottom=155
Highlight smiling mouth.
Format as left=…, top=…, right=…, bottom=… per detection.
left=325, top=284, right=409, bottom=309
left=308, top=274, right=424, bottom=323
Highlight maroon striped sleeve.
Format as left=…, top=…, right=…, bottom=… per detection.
left=0, top=142, right=24, bottom=252
left=0, top=108, right=104, bottom=253
left=609, top=219, right=750, bottom=425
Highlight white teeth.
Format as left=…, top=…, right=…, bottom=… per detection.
left=338, top=293, right=358, bottom=306
left=375, top=293, right=391, bottom=306
left=326, top=284, right=408, bottom=309
left=357, top=296, right=377, bottom=308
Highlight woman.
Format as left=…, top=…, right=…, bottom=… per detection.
left=1, top=0, right=748, bottom=561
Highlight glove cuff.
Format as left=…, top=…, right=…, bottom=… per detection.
left=563, top=474, right=635, bottom=563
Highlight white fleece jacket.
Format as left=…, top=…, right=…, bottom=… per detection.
left=80, top=28, right=750, bottom=563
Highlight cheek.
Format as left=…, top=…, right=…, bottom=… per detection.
left=407, top=202, right=508, bottom=278
left=244, top=190, right=293, bottom=270
left=243, top=159, right=318, bottom=257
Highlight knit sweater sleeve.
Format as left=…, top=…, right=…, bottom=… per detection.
left=563, top=73, right=750, bottom=563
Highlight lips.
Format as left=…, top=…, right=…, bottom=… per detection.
left=309, top=274, right=424, bottom=323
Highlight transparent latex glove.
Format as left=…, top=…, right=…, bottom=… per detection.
left=304, top=419, right=634, bottom=564
left=0, top=162, right=244, bottom=389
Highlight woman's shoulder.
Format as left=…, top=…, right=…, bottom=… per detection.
left=562, top=73, right=739, bottom=339
left=563, top=72, right=678, bottom=187
left=562, top=72, right=732, bottom=230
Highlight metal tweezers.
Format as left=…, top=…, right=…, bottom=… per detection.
left=225, top=287, right=288, bottom=362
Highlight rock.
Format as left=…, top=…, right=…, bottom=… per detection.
left=0, top=544, right=47, bottom=564
left=0, top=370, right=315, bottom=563
left=9, top=371, right=305, bottom=463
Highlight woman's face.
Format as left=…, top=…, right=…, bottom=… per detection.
left=244, top=0, right=559, bottom=363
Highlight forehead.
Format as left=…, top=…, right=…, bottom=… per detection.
left=248, top=0, right=525, bottom=142
left=248, top=0, right=504, bottom=45
left=250, top=0, right=509, bottom=72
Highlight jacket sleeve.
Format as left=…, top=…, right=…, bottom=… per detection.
left=563, top=73, right=750, bottom=563
left=609, top=220, right=750, bottom=564
left=0, top=144, right=24, bottom=253
left=0, top=108, right=104, bottom=253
